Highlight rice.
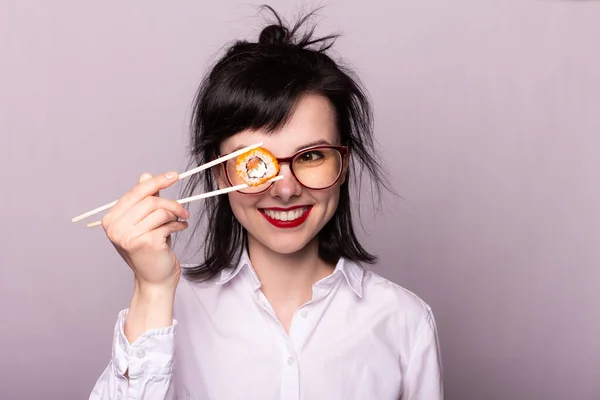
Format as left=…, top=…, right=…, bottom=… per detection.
left=235, top=148, right=279, bottom=186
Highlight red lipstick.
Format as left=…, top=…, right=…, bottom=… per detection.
left=259, top=206, right=312, bottom=229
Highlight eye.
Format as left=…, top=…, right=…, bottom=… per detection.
left=297, top=150, right=324, bottom=163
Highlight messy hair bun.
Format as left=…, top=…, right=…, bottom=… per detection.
left=255, top=5, right=337, bottom=51
left=258, top=24, right=291, bottom=45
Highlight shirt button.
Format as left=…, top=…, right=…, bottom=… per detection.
left=287, top=356, right=295, bottom=366
left=136, top=348, right=146, bottom=359
left=300, top=310, right=308, bottom=318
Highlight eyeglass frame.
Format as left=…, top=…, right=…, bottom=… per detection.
left=220, top=144, right=349, bottom=195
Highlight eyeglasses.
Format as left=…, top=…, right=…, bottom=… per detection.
left=223, top=145, right=348, bottom=194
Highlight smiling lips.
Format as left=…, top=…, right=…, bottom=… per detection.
left=259, top=206, right=312, bottom=228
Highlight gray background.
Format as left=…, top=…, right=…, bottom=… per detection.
left=1, top=1, right=599, bottom=399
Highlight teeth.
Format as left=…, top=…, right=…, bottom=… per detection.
left=263, top=207, right=308, bottom=221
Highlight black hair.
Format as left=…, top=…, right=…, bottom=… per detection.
left=176, top=5, right=391, bottom=282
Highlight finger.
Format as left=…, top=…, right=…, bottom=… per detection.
left=153, top=220, right=190, bottom=240
left=139, top=172, right=162, bottom=198
left=138, top=172, right=152, bottom=184
left=130, top=208, right=180, bottom=239
left=110, top=171, right=179, bottom=220
left=122, top=195, right=189, bottom=227
left=133, top=220, right=189, bottom=249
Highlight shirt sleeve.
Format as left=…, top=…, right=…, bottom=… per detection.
left=401, top=306, right=444, bottom=400
left=89, top=309, right=178, bottom=400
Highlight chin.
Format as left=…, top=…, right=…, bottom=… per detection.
left=253, top=233, right=315, bottom=256
left=268, top=239, right=312, bottom=255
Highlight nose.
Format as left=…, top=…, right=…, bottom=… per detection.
left=268, top=163, right=301, bottom=202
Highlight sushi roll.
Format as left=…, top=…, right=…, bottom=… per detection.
left=235, top=147, right=280, bottom=186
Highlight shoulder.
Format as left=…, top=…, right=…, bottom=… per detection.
left=343, top=261, right=440, bottom=358
left=360, top=267, right=436, bottom=333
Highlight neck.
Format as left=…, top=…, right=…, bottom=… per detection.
left=246, top=236, right=335, bottom=306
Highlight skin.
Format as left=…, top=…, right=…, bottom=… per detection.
left=101, top=171, right=187, bottom=351
left=218, top=94, right=348, bottom=331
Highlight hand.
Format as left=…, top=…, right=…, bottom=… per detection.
left=101, top=171, right=190, bottom=292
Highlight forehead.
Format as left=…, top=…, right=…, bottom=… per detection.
left=220, top=94, right=339, bottom=156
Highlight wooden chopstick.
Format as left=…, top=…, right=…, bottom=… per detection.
left=71, top=142, right=264, bottom=223
left=84, top=175, right=283, bottom=228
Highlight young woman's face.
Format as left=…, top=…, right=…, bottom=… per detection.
left=218, top=94, right=347, bottom=256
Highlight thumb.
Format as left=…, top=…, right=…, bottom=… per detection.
left=138, top=172, right=160, bottom=197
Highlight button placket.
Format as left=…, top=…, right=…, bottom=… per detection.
left=289, top=307, right=310, bottom=352
left=281, top=344, right=300, bottom=400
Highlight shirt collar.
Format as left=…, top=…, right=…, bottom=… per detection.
left=217, top=249, right=364, bottom=298
left=218, top=249, right=253, bottom=285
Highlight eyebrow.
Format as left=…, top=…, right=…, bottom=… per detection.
left=230, top=139, right=333, bottom=154
left=293, top=140, right=332, bottom=152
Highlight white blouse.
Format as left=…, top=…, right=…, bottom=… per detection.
left=90, top=251, right=443, bottom=399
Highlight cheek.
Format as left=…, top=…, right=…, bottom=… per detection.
left=313, top=186, right=341, bottom=213
left=227, top=192, right=261, bottom=216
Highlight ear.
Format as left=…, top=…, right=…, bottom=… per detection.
left=339, top=152, right=350, bottom=185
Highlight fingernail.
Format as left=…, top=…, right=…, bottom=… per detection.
left=166, top=172, right=177, bottom=180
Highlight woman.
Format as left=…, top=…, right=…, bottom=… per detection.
left=90, top=7, right=443, bottom=400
